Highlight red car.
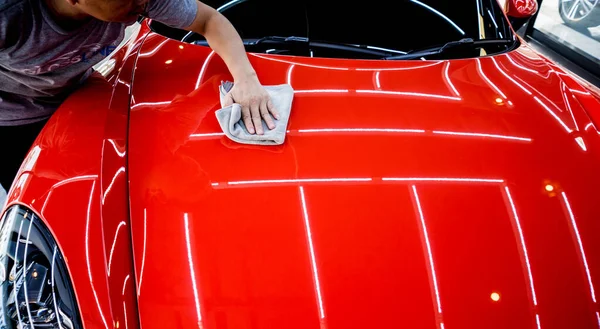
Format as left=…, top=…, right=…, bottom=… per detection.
left=2, top=0, right=600, bottom=328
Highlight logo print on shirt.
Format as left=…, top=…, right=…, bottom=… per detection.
left=20, top=43, right=118, bottom=75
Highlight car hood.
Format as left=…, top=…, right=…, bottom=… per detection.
left=127, top=34, right=600, bottom=329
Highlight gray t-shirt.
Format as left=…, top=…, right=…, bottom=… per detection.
left=0, top=0, right=198, bottom=126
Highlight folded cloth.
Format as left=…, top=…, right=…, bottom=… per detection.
left=215, top=80, right=294, bottom=145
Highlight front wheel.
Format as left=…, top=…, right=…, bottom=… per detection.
left=559, top=0, right=600, bottom=29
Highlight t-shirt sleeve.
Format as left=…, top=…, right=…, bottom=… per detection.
left=146, top=0, right=199, bottom=29
left=0, top=1, right=24, bottom=50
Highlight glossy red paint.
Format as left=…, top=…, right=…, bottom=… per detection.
left=125, top=25, right=600, bottom=329
left=3, top=19, right=600, bottom=329
left=507, top=0, right=539, bottom=18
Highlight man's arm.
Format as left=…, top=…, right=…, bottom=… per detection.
left=182, top=2, right=279, bottom=135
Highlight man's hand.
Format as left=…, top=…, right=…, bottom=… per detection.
left=184, top=2, right=281, bottom=134
left=222, top=74, right=279, bottom=135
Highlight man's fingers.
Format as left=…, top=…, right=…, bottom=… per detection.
left=267, top=99, right=280, bottom=120
left=241, top=106, right=255, bottom=134
left=223, top=93, right=234, bottom=107
left=250, top=101, right=263, bottom=135
left=260, top=100, right=275, bottom=130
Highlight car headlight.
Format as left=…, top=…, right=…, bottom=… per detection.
left=0, top=205, right=82, bottom=328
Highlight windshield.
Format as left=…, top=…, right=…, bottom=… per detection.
left=156, top=0, right=517, bottom=60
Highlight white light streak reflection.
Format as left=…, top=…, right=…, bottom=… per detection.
left=130, top=101, right=172, bottom=109
left=108, top=139, right=126, bottom=157
left=295, top=89, right=349, bottom=94
left=487, top=9, right=499, bottom=28
left=251, top=53, right=447, bottom=72
left=475, top=0, right=482, bottom=37
left=491, top=57, right=532, bottom=95
left=49, top=175, right=98, bottom=190
left=189, top=133, right=225, bottom=139
left=516, top=50, right=543, bottom=62
left=504, top=186, right=539, bottom=306
left=432, top=130, right=532, bottom=142
left=228, top=178, right=372, bottom=186
left=103, top=167, right=125, bottom=202
left=356, top=89, right=461, bottom=101
left=14, top=220, right=24, bottom=325
left=561, top=84, right=579, bottom=131
left=287, top=64, right=295, bottom=85
left=570, top=89, right=591, bottom=96
left=575, top=137, right=587, bottom=152
left=533, top=96, right=573, bottom=133
left=250, top=54, right=350, bottom=70
left=117, top=79, right=131, bottom=89
left=108, top=221, right=126, bottom=275
left=512, top=76, right=564, bottom=114
left=85, top=181, right=110, bottom=329
left=443, top=62, right=460, bottom=97
left=123, top=301, right=129, bottom=329
left=121, top=274, right=129, bottom=329
left=212, top=177, right=506, bottom=188
left=196, top=51, right=216, bottom=89
left=476, top=59, right=507, bottom=99
left=23, top=219, right=35, bottom=328
left=383, top=177, right=503, bottom=183
left=51, top=247, right=64, bottom=329
left=138, top=39, right=169, bottom=57
left=190, top=129, right=532, bottom=142
left=375, top=71, right=381, bottom=89
left=217, top=0, right=248, bottom=11
left=138, top=208, right=147, bottom=296
left=21, top=145, right=40, bottom=172
left=184, top=213, right=203, bottom=328
left=561, top=192, right=597, bottom=304
left=411, top=185, right=444, bottom=328
left=410, top=0, right=465, bottom=35
left=366, top=45, right=406, bottom=54
left=122, top=274, right=130, bottom=295
left=299, top=186, right=326, bottom=323
left=298, top=128, right=425, bottom=134
left=506, top=55, right=540, bottom=74
left=356, top=61, right=444, bottom=71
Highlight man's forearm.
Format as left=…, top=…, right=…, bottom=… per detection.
left=187, top=3, right=257, bottom=82
left=183, top=1, right=278, bottom=135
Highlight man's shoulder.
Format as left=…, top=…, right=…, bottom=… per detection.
left=0, top=0, right=29, bottom=49
left=0, top=0, right=25, bottom=13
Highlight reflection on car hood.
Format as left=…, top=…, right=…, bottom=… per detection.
left=127, top=33, right=600, bottom=329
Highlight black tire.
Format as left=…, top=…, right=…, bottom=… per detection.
left=559, top=0, right=600, bottom=29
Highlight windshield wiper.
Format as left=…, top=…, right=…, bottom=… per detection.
left=244, top=36, right=406, bottom=57
left=384, top=38, right=515, bottom=60
left=247, top=35, right=310, bottom=45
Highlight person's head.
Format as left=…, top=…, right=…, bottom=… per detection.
left=65, top=0, right=149, bottom=23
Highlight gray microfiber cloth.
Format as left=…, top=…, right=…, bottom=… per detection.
left=215, top=80, right=294, bottom=145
